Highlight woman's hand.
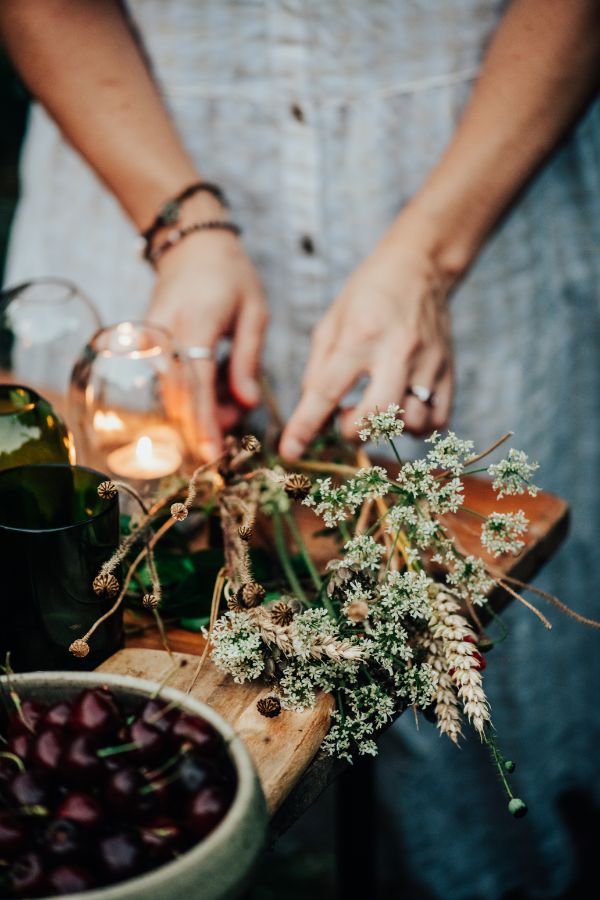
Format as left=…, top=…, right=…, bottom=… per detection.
left=150, top=197, right=268, bottom=457
left=280, top=219, right=455, bottom=460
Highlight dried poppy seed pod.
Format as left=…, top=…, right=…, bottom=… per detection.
left=236, top=582, right=266, bottom=609
left=226, top=593, right=243, bottom=612
left=92, top=572, right=120, bottom=598
left=97, top=480, right=118, bottom=501
left=143, top=593, right=159, bottom=610
left=284, top=473, right=312, bottom=501
left=241, top=434, right=261, bottom=453
left=270, top=601, right=294, bottom=627
left=256, top=696, right=281, bottom=718
left=170, top=502, right=188, bottom=522
left=238, top=525, right=253, bottom=541
left=69, top=639, right=90, bottom=659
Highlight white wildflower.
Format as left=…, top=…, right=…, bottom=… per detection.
left=481, top=510, right=529, bottom=557
left=357, top=404, right=405, bottom=443
left=445, top=554, right=495, bottom=606
left=377, top=570, right=432, bottom=621
left=426, top=431, right=474, bottom=474
left=304, top=467, right=390, bottom=527
left=488, top=448, right=539, bottom=499
left=209, top=611, right=264, bottom=683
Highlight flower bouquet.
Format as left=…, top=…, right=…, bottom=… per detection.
left=70, top=405, right=594, bottom=817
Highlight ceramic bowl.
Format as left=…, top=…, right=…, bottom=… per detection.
left=0, top=671, right=267, bottom=900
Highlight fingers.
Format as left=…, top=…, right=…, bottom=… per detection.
left=230, top=294, right=268, bottom=408
left=430, top=367, right=453, bottom=431
left=338, top=353, right=410, bottom=441
left=280, top=355, right=362, bottom=459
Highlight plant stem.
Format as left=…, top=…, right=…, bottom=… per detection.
left=272, top=509, right=308, bottom=605
left=283, top=511, right=323, bottom=593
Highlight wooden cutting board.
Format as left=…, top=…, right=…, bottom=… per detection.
left=98, top=476, right=569, bottom=817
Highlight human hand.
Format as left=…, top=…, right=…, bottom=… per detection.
left=280, top=220, right=455, bottom=459
left=150, top=196, right=268, bottom=457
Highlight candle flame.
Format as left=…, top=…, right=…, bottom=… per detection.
left=136, top=435, right=154, bottom=468
left=93, top=410, right=125, bottom=432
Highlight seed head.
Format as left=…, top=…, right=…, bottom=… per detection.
left=236, top=582, right=266, bottom=609
left=270, top=601, right=294, bottom=627
left=171, top=502, right=188, bottom=522
left=257, top=696, right=281, bottom=718
left=284, top=473, right=312, bottom=501
left=97, top=481, right=118, bottom=501
left=93, top=572, right=120, bottom=598
left=69, top=639, right=90, bottom=659
left=143, top=593, right=159, bottom=610
left=241, top=435, right=261, bottom=453
left=238, top=525, right=253, bottom=541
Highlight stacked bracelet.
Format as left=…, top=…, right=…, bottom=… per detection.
left=140, top=181, right=231, bottom=261
left=148, top=220, right=243, bottom=265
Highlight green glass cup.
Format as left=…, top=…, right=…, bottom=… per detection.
left=0, top=384, right=74, bottom=471
left=0, top=464, right=123, bottom=672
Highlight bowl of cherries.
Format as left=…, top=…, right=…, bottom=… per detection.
left=0, top=672, right=267, bottom=899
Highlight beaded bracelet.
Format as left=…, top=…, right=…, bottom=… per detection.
left=148, top=220, right=242, bottom=265
left=141, top=181, right=229, bottom=261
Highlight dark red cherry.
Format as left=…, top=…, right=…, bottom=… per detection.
left=141, top=699, right=177, bottom=734
left=7, top=852, right=46, bottom=896
left=8, top=699, right=46, bottom=736
left=0, top=813, right=27, bottom=855
left=63, top=734, right=103, bottom=782
left=172, top=714, right=220, bottom=754
left=43, top=818, right=82, bottom=860
left=128, top=719, right=164, bottom=763
left=70, top=688, right=120, bottom=737
left=7, top=732, right=32, bottom=765
left=43, top=700, right=72, bottom=728
left=187, top=786, right=228, bottom=838
left=140, top=816, right=182, bottom=860
left=105, top=766, right=144, bottom=815
left=99, top=831, right=143, bottom=882
left=178, top=754, right=216, bottom=795
left=48, top=864, right=95, bottom=895
left=10, top=771, right=48, bottom=807
left=32, top=727, right=65, bottom=771
left=57, top=791, right=103, bottom=830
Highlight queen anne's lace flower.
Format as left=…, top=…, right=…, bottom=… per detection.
left=304, top=467, right=390, bottom=527
left=481, top=510, right=529, bottom=557
left=357, top=404, right=405, bottom=443
left=488, top=448, right=539, bottom=499
left=209, top=611, right=264, bottom=683
left=425, top=431, right=474, bottom=474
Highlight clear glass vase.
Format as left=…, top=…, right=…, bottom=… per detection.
left=69, top=322, right=198, bottom=487
left=0, top=276, right=101, bottom=403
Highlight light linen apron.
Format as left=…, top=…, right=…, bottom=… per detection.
left=6, top=3, right=600, bottom=896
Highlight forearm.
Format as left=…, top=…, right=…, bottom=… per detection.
left=398, top=0, right=600, bottom=278
left=0, top=0, right=199, bottom=229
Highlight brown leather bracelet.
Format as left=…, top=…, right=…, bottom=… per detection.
left=148, top=220, right=242, bottom=265
left=141, top=182, right=230, bottom=260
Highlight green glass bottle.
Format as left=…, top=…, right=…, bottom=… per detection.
left=0, top=384, right=74, bottom=470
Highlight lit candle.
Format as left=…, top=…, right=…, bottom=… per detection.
left=106, top=434, right=182, bottom=479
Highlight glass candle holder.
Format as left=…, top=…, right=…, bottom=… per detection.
left=69, top=322, right=198, bottom=491
left=0, top=384, right=75, bottom=471
left=0, top=464, right=123, bottom=672
left=0, top=277, right=101, bottom=401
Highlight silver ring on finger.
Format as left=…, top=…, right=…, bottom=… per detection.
left=184, top=345, right=214, bottom=361
left=407, top=384, right=437, bottom=408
